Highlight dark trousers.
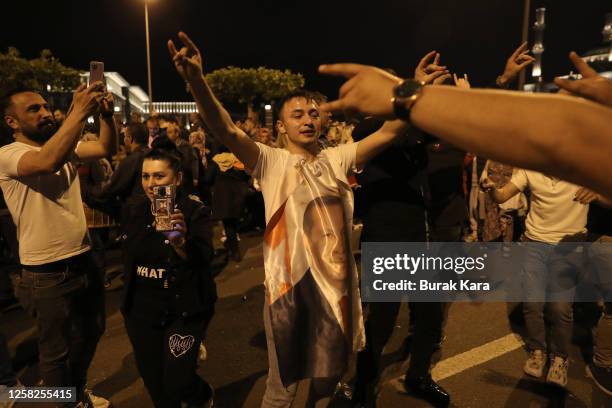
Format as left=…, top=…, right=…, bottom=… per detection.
left=16, top=252, right=105, bottom=392
left=356, top=203, right=442, bottom=393
left=0, top=214, right=19, bottom=300
left=0, top=330, right=16, bottom=386
left=223, top=218, right=240, bottom=259
left=124, top=310, right=214, bottom=408
left=223, top=219, right=239, bottom=245
left=0, top=215, right=18, bottom=269
left=356, top=302, right=444, bottom=383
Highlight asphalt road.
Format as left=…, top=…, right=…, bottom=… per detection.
left=2, top=231, right=611, bottom=407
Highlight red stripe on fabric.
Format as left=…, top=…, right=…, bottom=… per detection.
left=264, top=202, right=287, bottom=250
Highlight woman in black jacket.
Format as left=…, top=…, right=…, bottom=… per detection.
left=121, top=141, right=216, bottom=408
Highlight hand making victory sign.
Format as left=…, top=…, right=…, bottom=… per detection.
left=167, top=31, right=204, bottom=83
left=555, top=51, right=612, bottom=107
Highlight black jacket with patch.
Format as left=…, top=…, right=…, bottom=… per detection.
left=120, top=192, right=217, bottom=325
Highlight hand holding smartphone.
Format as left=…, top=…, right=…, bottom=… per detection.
left=152, top=185, right=176, bottom=232
left=89, top=61, right=105, bottom=86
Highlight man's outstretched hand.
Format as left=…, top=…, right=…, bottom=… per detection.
left=574, top=187, right=600, bottom=205
left=168, top=31, right=204, bottom=83
left=555, top=52, right=612, bottom=108
left=318, top=63, right=402, bottom=119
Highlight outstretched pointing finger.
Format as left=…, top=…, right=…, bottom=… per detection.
left=319, top=99, right=346, bottom=114
left=318, top=63, right=366, bottom=78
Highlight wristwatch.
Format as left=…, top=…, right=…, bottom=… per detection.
left=391, top=79, right=425, bottom=121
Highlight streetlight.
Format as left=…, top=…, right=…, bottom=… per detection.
left=144, top=0, right=154, bottom=110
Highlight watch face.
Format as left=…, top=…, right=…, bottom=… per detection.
left=395, top=79, right=422, bottom=98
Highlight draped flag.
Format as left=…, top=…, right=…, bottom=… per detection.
left=263, top=154, right=364, bottom=386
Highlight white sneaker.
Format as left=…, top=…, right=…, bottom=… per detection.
left=0, top=382, right=24, bottom=408
left=83, top=388, right=112, bottom=408
left=546, top=356, right=569, bottom=387
left=0, top=385, right=15, bottom=408
left=524, top=350, right=546, bottom=378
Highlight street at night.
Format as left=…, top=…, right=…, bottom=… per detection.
left=3, top=231, right=611, bottom=407
left=2, top=1, right=612, bottom=407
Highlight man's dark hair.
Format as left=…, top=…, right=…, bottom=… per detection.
left=0, top=85, right=37, bottom=134
left=276, top=89, right=317, bottom=120
left=126, top=122, right=148, bottom=145
left=0, top=85, right=36, bottom=117
left=146, top=116, right=159, bottom=125
left=160, top=114, right=179, bottom=125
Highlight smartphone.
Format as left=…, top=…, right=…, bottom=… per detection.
left=89, top=61, right=105, bottom=86
left=152, top=184, right=175, bottom=232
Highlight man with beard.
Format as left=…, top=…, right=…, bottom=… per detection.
left=0, top=82, right=117, bottom=406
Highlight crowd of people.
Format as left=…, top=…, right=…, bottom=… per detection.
left=0, top=27, right=610, bottom=408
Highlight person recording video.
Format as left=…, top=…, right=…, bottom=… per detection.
left=120, top=139, right=216, bottom=408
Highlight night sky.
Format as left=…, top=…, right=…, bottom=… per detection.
left=1, top=0, right=609, bottom=102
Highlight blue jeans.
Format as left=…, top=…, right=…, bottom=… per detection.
left=588, top=238, right=612, bottom=367
left=16, top=252, right=105, bottom=391
left=521, top=241, right=585, bottom=357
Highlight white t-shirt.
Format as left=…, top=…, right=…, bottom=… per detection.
left=510, top=169, right=588, bottom=243
left=253, top=142, right=359, bottom=223
left=0, top=142, right=90, bottom=265
left=252, top=141, right=365, bottom=353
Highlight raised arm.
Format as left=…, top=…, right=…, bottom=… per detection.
left=318, top=61, right=612, bottom=198
left=167, top=32, right=259, bottom=170
left=414, top=50, right=449, bottom=84
left=495, top=42, right=535, bottom=88
left=76, top=92, right=118, bottom=161
left=16, top=83, right=104, bottom=176
left=355, top=120, right=409, bottom=169
left=481, top=177, right=521, bottom=204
